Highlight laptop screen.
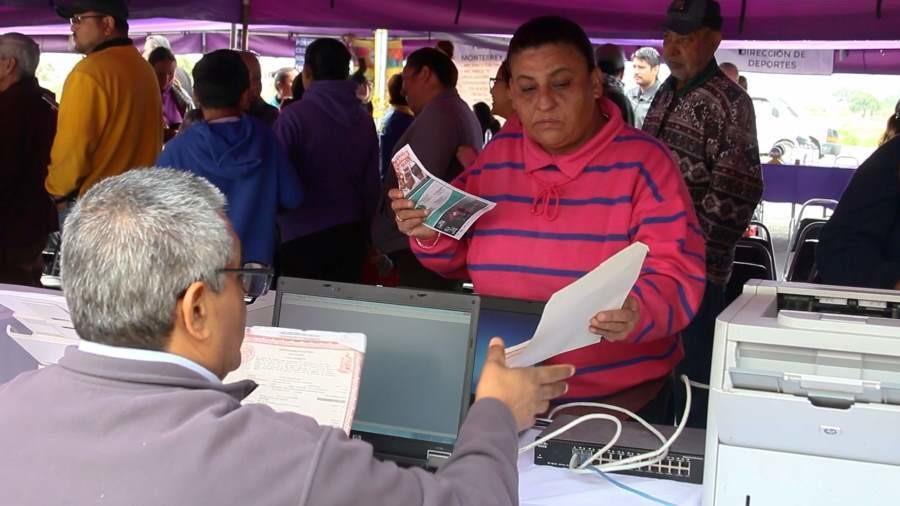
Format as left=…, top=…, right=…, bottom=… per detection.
left=472, top=297, right=544, bottom=384
left=274, top=280, right=477, bottom=448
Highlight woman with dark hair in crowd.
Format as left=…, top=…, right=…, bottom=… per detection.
left=879, top=100, right=900, bottom=146
left=473, top=101, right=500, bottom=145
left=379, top=73, right=414, bottom=179
left=147, top=46, right=192, bottom=142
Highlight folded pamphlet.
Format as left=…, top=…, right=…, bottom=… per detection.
left=392, top=144, right=495, bottom=240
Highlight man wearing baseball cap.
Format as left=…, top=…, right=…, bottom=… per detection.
left=46, top=0, right=162, bottom=223
left=642, top=0, right=762, bottom=428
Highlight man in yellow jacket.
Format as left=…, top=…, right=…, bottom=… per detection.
left=46, top=0, right=162, bottom=212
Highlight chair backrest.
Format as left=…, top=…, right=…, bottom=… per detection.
left=735, top=239, right=777, bottom=280
left=788, top=238, right=819, bottom=282
left=790, top=219, right=827, bottom=252
left=726, top=261, right=770, bottom=307
left=749, top=221, right=772, bottom=243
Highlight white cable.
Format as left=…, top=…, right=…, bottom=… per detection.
left=689, top=380, right=709, bottom=390
left=547, top=400, right=668, bottom=470
left=519, top=413, right=622, bottom=457
left=577, top=375, right=693, bottom=474
left=521, top=375, right=694, bottom=475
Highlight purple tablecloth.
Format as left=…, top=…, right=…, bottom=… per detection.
left=761, top=164, right=855, bottom=204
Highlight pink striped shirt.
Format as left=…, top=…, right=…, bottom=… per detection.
left=412, top=98, right=706, bottom=399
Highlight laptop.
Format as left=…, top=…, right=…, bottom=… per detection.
left=273, top=278, right=480, bottom=470
left=471, top=296, right=545, bottom=385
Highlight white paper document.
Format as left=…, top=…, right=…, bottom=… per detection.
left=0, top=289, right=79, bottom=367
left=227, top=326, right=366, bottom=434
left=392, top=144, right=496, bottom=240
left=506, top=242, right=649, bottom=367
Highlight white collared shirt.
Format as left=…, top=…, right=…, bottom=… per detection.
left=78, top=340, right=221, bottom=384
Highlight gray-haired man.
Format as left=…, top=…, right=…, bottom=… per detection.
left=627, top=46, right=661, bottom=128
left=0, top=169, right=573, bottom=505
left=0, top=32, right=57, bottom=286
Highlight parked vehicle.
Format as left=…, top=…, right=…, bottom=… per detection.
left=752, top=97, right=841, bottom=163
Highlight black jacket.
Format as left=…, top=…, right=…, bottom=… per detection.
left=817, top=136, right=900, bottom=289
left=0, top=77, right=58, bottom=247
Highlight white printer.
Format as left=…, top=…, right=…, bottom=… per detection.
left=704, top=280, right=900, bottom=506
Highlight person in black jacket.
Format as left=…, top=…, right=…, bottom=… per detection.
left=0, top=33, right=58, bottom=286
left=595, top=43, right=635, bottom=127
left=817, top=136, right=900, bottom=290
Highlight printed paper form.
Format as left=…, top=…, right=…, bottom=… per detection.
left=228, top=327, right=366, bottom=434
left=506, top=242, right=649, bottom=367
left=0, top=290, right=79, bottom=366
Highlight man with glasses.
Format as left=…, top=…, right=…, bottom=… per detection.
left=45, top=0, right=162, bottom=226
left=372, top=47, right=482, bottom=290
left=642, top=0, right=762, bottom=428
left=0, top=168, right=574, bottom=505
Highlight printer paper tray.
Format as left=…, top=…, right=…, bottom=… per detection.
left=730, top=367, right=900, bottom=406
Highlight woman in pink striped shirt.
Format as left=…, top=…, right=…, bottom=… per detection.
left=390, top=16, right=706, bottom=420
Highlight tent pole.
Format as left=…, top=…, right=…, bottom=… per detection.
left=374, top=28, right=389, bottom=111
left=229, top=23, right=237, bottom=49
left=241, top=0, right=250, bottom=50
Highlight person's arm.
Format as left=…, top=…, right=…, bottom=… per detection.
left=704, top=95, right=764, bottom=275
left=590, top=147, right=707, bottom=342
left=45, top=70, right=108, bottom=198
left=272, top=135, right=303, bottom=211
left=817, top=144, right=900, bottom=289
left=273, top=112, right=304, bottom=181
left=305, top=339, right=573, bottom=506
left=404, top=107, right=472, bottom=182
left=363, top=123, right=382, bottom=228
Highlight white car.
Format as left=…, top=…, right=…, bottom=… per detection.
left=752, top=97, right=841, bottom=162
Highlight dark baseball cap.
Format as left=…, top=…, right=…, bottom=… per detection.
left=663, top=0, right=723, bottom=34
left=56, top=0, right=129, bottom=20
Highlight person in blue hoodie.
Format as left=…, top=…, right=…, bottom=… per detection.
left=275, top=38, right=380, bottom=284
left=157, top=49, right=302, bottom=267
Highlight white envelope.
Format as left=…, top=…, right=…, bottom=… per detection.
left=506, top=242, right=649, bottom=367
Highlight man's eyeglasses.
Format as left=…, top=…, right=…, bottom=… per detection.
left=217, top=267, right=273, bottom=304
left=69, top=14, right=106, bottom=25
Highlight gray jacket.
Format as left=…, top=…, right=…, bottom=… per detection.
left=0, top=347, right=519, bottom=505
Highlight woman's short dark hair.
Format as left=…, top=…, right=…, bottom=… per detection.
left=507, top=16, right=595, bottom=73
left=147, top=46, right=175, bottom=66
left=192, top=49, right=250, bottom=109
left=387, top=73, right=407, bottom=107
left=405, top=47, right=458, bottom=88
left=305, top=38, right=351, bottom=81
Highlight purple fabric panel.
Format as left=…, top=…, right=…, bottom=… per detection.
left=246, top=35, right=296, bottom=58
left=246, top=0, right=900, bottom=41
left=833, top=49, right=900, bottom=75
left=761, top=164, right=855, bottom=204
left=0, top=3, right=238, bottom=26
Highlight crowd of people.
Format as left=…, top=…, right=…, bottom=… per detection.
left=1, top=0, right=898, bottom=502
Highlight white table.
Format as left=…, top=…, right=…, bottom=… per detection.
left=518, top=432, right=702, bottom=505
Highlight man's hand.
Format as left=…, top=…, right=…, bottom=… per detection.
left=589, top=296, right=640, bottom=341
left=389, top=189, right=438, bottom=241
left=476, top=338, right=574, bottom=431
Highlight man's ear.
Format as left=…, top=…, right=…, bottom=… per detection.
left=179, top=281, right=213, bottom=343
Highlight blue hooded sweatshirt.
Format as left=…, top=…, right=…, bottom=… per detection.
left=157, top=115, right=303, bottom=265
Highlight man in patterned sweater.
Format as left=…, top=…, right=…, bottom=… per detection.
left=390, top=16, right=706, bottom=422
left=642, top=0, right=763, bottom=427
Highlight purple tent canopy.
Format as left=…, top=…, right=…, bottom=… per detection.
left=2, top=0, right=899, bottom=41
